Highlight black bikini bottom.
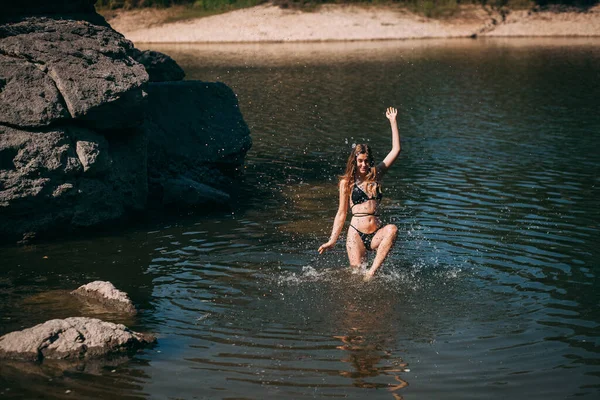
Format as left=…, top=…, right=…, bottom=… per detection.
left=350, top=225, right=382, bottom=251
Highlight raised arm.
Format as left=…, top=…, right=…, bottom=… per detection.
left=377, top=107, right=401, bottom=177
left=318, top=179, right=350, bottom=254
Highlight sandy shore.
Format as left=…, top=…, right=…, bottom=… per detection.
left=105, top=4, right=600, bottom=43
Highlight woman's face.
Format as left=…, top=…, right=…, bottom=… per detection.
left=356, top=153, right=369, bottom=175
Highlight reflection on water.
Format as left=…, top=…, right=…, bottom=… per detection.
left=1, top=38, right=600, bottom=399
left=331, top=278, right=409, bottom=393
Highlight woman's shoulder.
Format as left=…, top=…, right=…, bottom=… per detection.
left=338, top=178, right=351, bottom=193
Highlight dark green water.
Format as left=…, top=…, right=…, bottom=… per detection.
left=1, top=38, right=599, bottom=399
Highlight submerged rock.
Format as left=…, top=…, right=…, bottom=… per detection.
left=162, top=176, right=231, bottom=207
left=0, top=317, right=155, bottom=361
left=0, top=353, right=132, bottom=378
left=71, top=281, right=136, bottom=314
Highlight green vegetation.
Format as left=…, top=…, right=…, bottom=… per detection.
left=408, top=0, right=461, bottom=18
left=95, top=1, right=263, bottom=11
left=169, top=0, right=265, bottom=22
left=95, top=0, right=264, bottom=10
left=95, top=0, right=266, bottom=21
left=402, top=0, right=537, bottom=18
left=95, top=0, right=599, bottom=20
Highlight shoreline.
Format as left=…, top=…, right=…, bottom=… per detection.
left=104, top=4, right=600, bottom=44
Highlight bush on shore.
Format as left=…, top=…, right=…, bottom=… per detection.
left=95, top=0, right=600, bottom=19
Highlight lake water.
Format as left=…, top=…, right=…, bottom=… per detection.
left=1, top=38, right=599, bottom=399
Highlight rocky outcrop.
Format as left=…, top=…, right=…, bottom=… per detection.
left=144, top=81, right=251, bottom=206
left=0, top=3, right=251, bottom=243
left=0, top=124, right=148, bottom=237
left=71, top=281, right=137, bottom=314
left=0, top=13, right=150, bottom=241
left=132, top=49, right=185, bottom=82
left=0, top=55, right=70, bottom=127
left=0, top=317, right=155, bottom=361
left=146, top=82, right=251, bottom=167
left=0, top=17, right=148, bottom=130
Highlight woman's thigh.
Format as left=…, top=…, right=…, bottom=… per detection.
left=370, top=224, right=398, bottom=251
left=346, top=229, right=367, bottom=267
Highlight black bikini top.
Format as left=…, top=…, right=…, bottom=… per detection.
left=351, top=182, right=382, bottom=207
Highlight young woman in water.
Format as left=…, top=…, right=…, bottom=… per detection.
left=318, top=107, right=401, bottom=280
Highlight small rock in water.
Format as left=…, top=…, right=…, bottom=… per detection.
left=71, top=281, right=136, bottom=314
left=0, top=317, right=155, bottom=361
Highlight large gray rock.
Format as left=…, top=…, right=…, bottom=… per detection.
left=145, top=81, right=251, bottom=167
left=71, top=281, right=136, bottom=314
left=0, top=317, right=155, bottom=361
left=0, top=8, right=251, bottom=242
left=143, top=81, right=251, bottom=206
left=0, top=12, right=151, bottom=242
left=0, top=124, right=147, bottom=239
left=0, top=17, right=148, bottom=130
left=0, top=126, right=82, bottom=210
left=144, top=81, right=251, bottom=206
left=0, top=55, right=70, bottom=127
left=132, top=49, right=185, bottom=82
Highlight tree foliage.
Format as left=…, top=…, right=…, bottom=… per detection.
left=95, top=0, right=600, bottom=11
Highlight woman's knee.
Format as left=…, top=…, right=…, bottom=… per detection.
left=386, top=224, right=398, bottom=239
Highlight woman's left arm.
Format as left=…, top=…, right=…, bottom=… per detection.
left=377, top=107, right=402, bottom=177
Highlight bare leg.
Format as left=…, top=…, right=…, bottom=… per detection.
left=365, top=224, right=398, bottom=280
left=346, top=228, right=367, bottom=268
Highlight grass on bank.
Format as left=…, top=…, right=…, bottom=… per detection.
left=95, top=0, right=589, bottom=22
left=97, top=0, right=265, bottom=22
left=163, top=0, right=265, bottom=22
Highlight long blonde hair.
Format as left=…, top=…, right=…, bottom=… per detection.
left=339, top=143, right=379, bottom=198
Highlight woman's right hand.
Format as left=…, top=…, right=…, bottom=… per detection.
left=318, top=241, right=335, bottom=254
left=386, top=107, right=397, bottom=122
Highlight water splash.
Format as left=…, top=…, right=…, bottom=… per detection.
left=273, top=262, right=466, bottom=292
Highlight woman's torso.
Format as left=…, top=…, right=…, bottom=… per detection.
left=349, top=181, right=382, bottom=233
